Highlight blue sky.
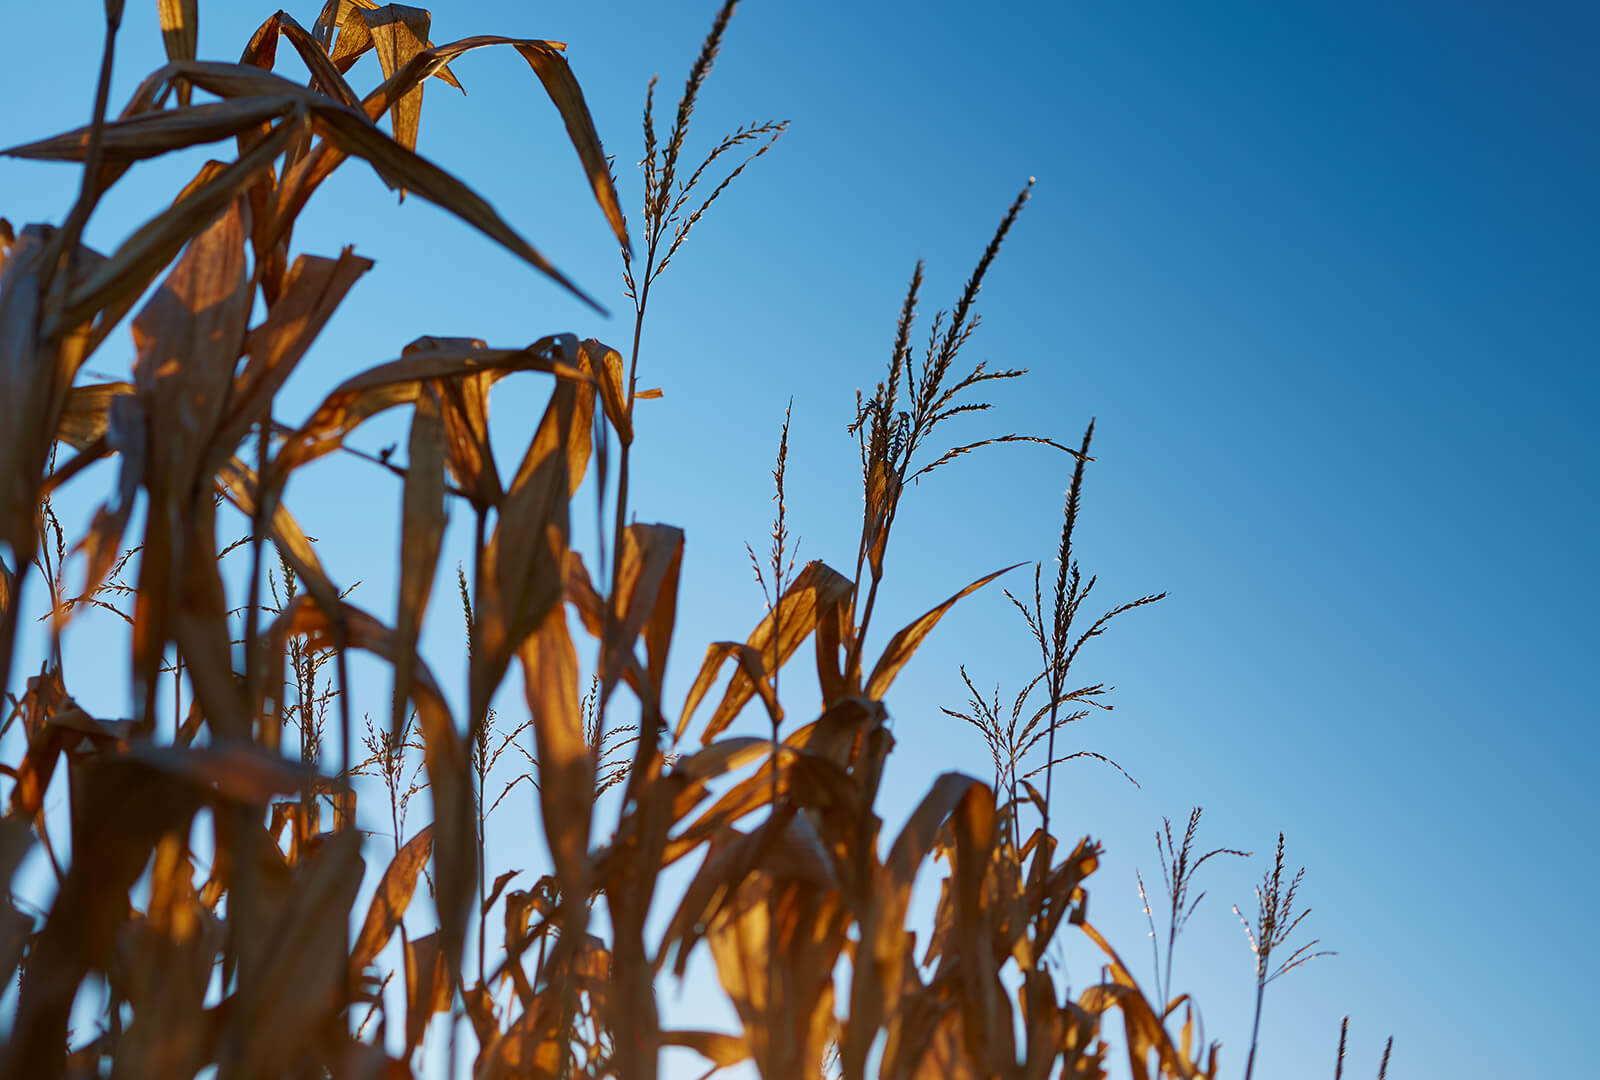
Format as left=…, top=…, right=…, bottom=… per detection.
left=2, top=1, right=1595, bottom=1076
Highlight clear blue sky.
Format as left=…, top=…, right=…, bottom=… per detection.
left=2, top=2, right=1595, bottom=1077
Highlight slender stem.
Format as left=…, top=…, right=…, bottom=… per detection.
left=601, top=262, right=653, bottom=795
left=48, top=9, right=120, bottom=296
left=477, top=748, right=487, bottom=991
left=1243, top=980, right=1266, bottom=1080
left=473, top=506, right=488, bottom=994
left=1036, top=688, right=1063, bottom=892
left=1164, top=917, right=1177, bottom=1011
left=390, top=765, right=412, bottom=1055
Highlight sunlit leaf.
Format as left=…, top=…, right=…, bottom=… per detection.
left=349, top=823, right=434, bottom=977
left=865, top=563, right=1023, bottom=699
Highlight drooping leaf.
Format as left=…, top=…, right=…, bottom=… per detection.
left=357, top=5, right=437, bottom=167
left=403, top=930, right=455, bottom=1055
left=512, top=43, right=630, bottom=255
left=394, top=382, right=444, bottom=739
left=240, top=10, right=364, bottom=108
left=53, top=116, right=299, bottom=332
left=55, top=380, right=132, bottom=450
left=414, top=336, right=501, bottom=506
left=111, top=829, right=217, bottom=1076
left=282, top=97, right=604, bottom=311
left=5, top=756, right=204, bottom=1076
left=261, top=598, right=476, bottom=994
left=349, top=823, right=434, bottom=977
left=662, top=1030, right=751, bottom=1077
left=470, top=336, right=594, bottom=734
left=222, top=827, right=365, bottom=1080
left=215, top=247, right=373, bottom=459
left=516, top=602, right=592, bottom=948
left=865, top=563, right=1023, bottom=699
left=119, top=192, right=251, bottom=730
left=273, top=337, right=580, bottom=478
left=705, top=820, right=850, bottom=1079
left=361, top=35, right=626, bottom=254
left=156, top=0, right=200, bottom=105
left=678, top=560, right=853, bottom=744
left=4, top=97, right=299, bottom=164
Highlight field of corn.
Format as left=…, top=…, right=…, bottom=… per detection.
left=0, top=2, right=1395, bottom=1077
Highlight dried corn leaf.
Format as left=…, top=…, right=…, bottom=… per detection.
left=5, top=756, right=203, bottom=1075
left=679, top=560, right=853, bottom=744
left=947, top=782, right=1015, bottom=1075
left=667, top=745, right=858, bottom=866
left=683, top=642, right=782, bottom=743
left=171, top=493, right=252, bottom=738
left=349, top=823, right=433, bottom=977
left=337, top=1041, right=415, bottom=1080
left=865, top=563, right=1023, bottom=699
left=706, top=835, right=849, bottom=1079
left=56, top=380, right=133, bottom=450
left=274, top=97, right=602, bottom=310
left=471, top=336, right=593, bottom=731
left=127, top=193, right=252, bottom=728
left=216, top=247, right=373, bottom=458
left=323, top=0, right=460, bottom=90
left=4, top=97, right=299, bottom=164
left=404, top=930, right=455, bottom=1055
left=908, top=1008, right=981, bottom=1080
left=263, top=597, right=476, bottom=988
left=841, top=771, right=980, bottom=1077
left=512, top=43, right=630, bottom=255
left=119, top=742, right=322, bottom=805
left=606, top=523, right=684, bottom=706
left=358, top=5, right=436, bottom=166
left=582, top=338, right=632, bottom=444
left=394, top=383, right=444, bottom=738
left=562, top=551, right=654, bottom=708
left=662, top=1030, right=751, bottom=1077
left=241, top=10, right=364, bottom=108
left=54, top=115, right=299, bottom=332
left=516, top=603, right=592, bottom=946
left=360, top=35, right=625, bottom=254
left=157, top=0, right=200, bottom=108
left=74, top=395, right=142, bottom=611
left=476, top=989, right=566, bottom=1080
left=274, top=338, right=579, bottom=477
left=223, top=827, right=364, bottom=1080
left=661, top=737, right=772, bottom=827
left=1079, top=921, right=1205, bottom=1080
left=403, top=336, right=502, bottom=504
left=111, top=829, right=216, bottom=1078
left=0, top=224, right=96, bottom=557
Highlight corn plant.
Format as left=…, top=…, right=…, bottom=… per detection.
left=0, top=2, right=1372, bottom=1078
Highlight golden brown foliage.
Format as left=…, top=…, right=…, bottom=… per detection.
left=0, top=3, right=1363, bottom=1078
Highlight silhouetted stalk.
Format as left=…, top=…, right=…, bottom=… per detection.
left=47, top=1, right=120, bottom=297
left=1244, top=981, right=1266, bottom=1080
left=472, top=506, right=488, bottom=994
left=1039, top=422, right=1094, bottom=876
left=0, top=0, right=122, bottom=726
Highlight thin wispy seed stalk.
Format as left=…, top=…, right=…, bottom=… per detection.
left=1237, top=834, right=1335, bottom=1080
left=606, top=0, right=783, bottom=787
left=847, top=182, right=1065, bottom=685
left=1140, top=807, right=1248, bottom=1011
left=745, top=402, right=793, bottom=1080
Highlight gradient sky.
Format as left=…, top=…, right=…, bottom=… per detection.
left=2, top=2, right=1595, bottom=1077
